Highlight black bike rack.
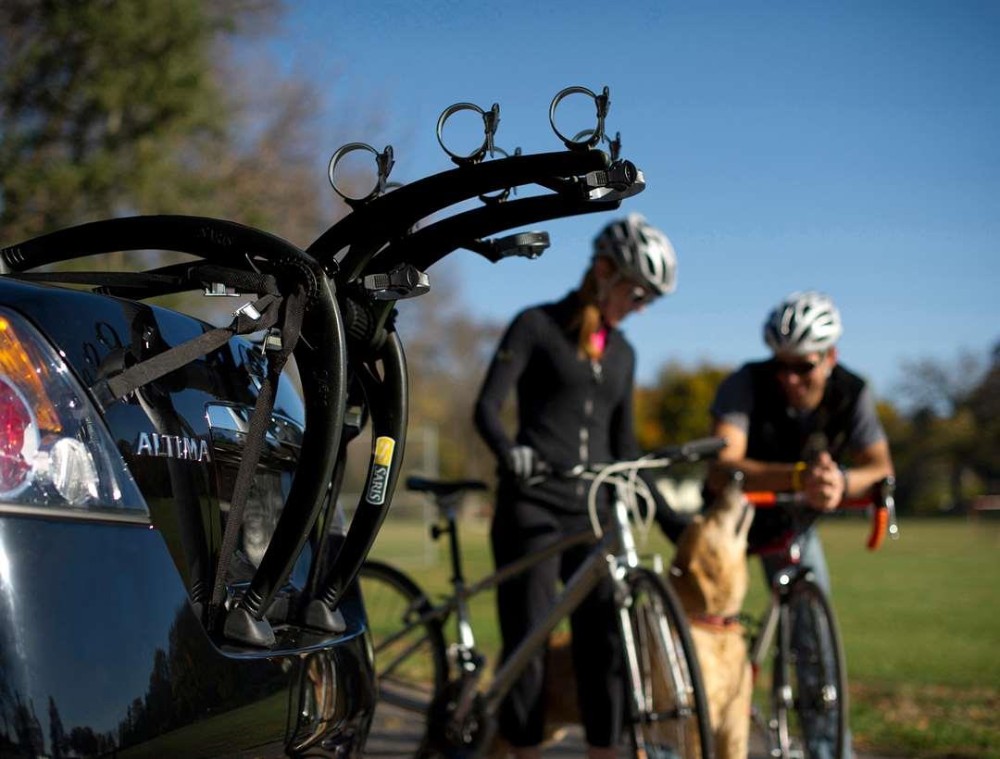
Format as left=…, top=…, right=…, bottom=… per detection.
left=0, top=85, right=650, bottom=649
left=300, top=86, right=647, bottom=626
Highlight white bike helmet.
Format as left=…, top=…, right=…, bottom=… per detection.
left=593, top=213, right=677, bottom=295
left=763, top=291, right=843, bottom=355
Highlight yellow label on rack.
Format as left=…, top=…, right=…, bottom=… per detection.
left=374, top=436, right=395, bottom=467
left=367, top=436, right=397, bottom=505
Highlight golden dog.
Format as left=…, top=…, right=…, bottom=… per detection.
left=669, top=482, right=754, bottom=759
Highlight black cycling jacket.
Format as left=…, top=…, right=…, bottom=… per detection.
left=476, top=292, right=636, bottom=463
left=474, top=291, right=687, bottom=540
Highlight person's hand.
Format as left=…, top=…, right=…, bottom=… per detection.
left=803, top=451, right=845, bottom=511
left=505, top=445, right=544, bottom=481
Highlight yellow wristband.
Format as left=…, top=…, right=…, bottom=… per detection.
left=791, top=461, right=807, bottom=491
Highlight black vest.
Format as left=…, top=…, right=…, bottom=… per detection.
left=745, top=361, right=866, bottom=548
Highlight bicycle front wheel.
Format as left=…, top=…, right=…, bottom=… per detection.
left=621, top=567, right=713, bottom=759
left=360, top=560, right=448, bottom=757
left=773, top=577, right=847, bottom=759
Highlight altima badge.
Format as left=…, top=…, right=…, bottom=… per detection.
left=136, top=432, right=211, bottom=463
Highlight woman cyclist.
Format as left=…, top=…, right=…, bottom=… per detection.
left=473, top=213, right=684, bottom=759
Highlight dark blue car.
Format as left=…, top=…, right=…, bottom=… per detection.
left=0, top=267, right=375, bottom=758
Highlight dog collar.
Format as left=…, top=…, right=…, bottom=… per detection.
left=690, top=613, right=743, bottom=631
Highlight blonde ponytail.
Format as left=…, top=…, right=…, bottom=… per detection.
left=573, top=267, right=605, bottom=360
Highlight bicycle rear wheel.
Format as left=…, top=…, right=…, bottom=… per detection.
left=773, top=577, right=846, bottom=759
left=359, top=560, right=448, bottom=757
left=621, top=567, right=713, bottom=759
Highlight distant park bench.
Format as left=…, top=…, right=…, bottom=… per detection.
left=970, top=494, right=1000, bottom=519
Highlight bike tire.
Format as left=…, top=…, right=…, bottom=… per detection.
left=773, top=577, right=847, bottom=759
left=621, top=567, right=713, bottom=759
left=359, top=560, right=448, bottom=757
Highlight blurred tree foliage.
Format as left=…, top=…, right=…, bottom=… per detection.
left=395, top=264, right=503, bottom=484
left=634, top=360, right=731, bottom=450
left=0, top=0, right=343, bottom=249
left=2, top=2, right=992, bottom=521
left=888, top=343, right=999, bottom=514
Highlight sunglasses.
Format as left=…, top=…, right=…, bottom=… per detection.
left=771, top=358, right=821, bottom=377
left=627, top=283, right=656, bottom=305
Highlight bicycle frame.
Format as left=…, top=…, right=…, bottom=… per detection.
left=420, top=485, right=646, bottom=728
left=489, top=491, right=659, bottom=710
left=747, top=543, right=809, bottom=692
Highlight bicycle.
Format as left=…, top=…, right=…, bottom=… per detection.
left=361, top=439, right=725, bottom=759
left=743, top=477, right=898, bottom=759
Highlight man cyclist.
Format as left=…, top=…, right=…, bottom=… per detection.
left=709, top=290, right=894, bottom=759
left=474, top=213, right=685, bottom=759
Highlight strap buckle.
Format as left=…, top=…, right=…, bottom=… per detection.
left=261, top=327, right=283, bottom=354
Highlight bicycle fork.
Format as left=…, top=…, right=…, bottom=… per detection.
left=752, top=565, right=839, bottom=758
left=749, top=572, right=787, bottom=756
left=612, top=497, right=693, bottom=749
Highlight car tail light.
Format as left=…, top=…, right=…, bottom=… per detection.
left=0, top=308, right=146, bottom=517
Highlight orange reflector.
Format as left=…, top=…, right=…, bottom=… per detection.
left=0, top=316, right=62, bottom=433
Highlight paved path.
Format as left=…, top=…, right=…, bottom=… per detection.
left=365, top=704, right=900, bottom=757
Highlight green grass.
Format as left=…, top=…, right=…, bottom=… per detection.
left=116, top=691, right=288, bottom=759
left=368, top=516, right=1000, bottom=758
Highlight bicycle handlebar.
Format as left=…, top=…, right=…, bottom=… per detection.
left=551, top=436, right=728, bottom=478
left=744, top=476, right=898, bottom=551
left=645, top=436, right=729, bottom=464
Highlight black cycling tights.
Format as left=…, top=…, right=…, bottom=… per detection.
left=491, top=495, right=624, bottom=748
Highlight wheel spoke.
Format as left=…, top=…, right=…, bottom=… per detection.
left=360, top=561, right=449, bottom=756
left=622, top=567, right=712, bottom=759
left=764, top=578, right=846, bottom=759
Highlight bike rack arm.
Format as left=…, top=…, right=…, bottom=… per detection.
left=374, top=192, right=624, bottom=273
left=0, top=215, right=268, bottom=272
left=305, top=329, right=408, bottom=632
left=307, top=149, right=611, bottom=281
left=228, top=271, right=347, bottom=639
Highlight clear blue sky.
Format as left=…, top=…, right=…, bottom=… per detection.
left=271, top=0, right=998, bottom=398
